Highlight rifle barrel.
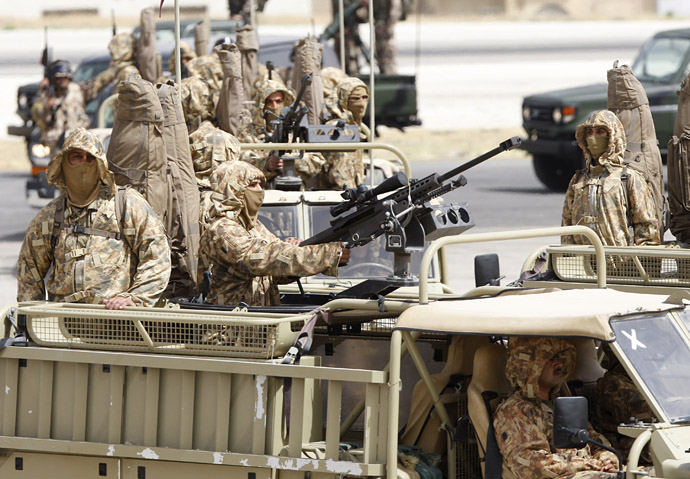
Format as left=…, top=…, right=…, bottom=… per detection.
left=436, top=136, right=521, bottom=183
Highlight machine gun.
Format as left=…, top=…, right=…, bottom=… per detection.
left=302, top=137, right=522, bottom=296
left=265, top=73, right=359, bottom=190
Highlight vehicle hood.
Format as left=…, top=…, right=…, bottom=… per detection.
left=524, top=82, right=608, bottom=105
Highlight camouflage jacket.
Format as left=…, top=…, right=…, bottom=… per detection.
left=31, top=82, right=90, bottom=150
left=494, top=337, right=618, bottom=479
left=17, top=128, right=171, bottom=307
left=198, top=161, right=341, bottom=306
left=85, top=33, right=140, bottom=102
left=562, top=110, right=660, bottom=246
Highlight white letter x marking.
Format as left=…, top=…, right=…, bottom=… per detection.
left=621, top=329, right=646, bottom=351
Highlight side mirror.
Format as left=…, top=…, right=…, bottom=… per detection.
left=553, top=396, right=589, bottom=449
left=474, top=253, right=501, bottom=287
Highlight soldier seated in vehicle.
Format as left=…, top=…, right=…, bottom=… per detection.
left=31, top=59, right=90, bottom=152
left=561, top=110, right=660, bottom=247
left=17, top=128, right=171, bottom=310
left=493, top=336, right=619, bottom=479
left=197, top=161, right=350, bottom=306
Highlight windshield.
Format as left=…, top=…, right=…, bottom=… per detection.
left=632, top=36, right=690, bottom=83
left=74, top=60, right=110, bottom=84
left=258, top=204, right=299, bottom=240
left=308, top=204, right=433, bottom=279
left=610, top=311, right=690, bottom=423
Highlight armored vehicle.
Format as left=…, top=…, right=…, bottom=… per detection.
left=520, top=27, right=690, bottom=191
left=5, top=218, right=690, bottom=478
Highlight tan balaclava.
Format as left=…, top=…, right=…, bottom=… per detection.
left=264, top=91, right=285, bottom=122
left=586, top=134, right=609, bottom=160
left=347, top=85, right=369, bottom=124
left=241, top=188, right=264, bottom=230
left=62, top=151, right=101, bottom=207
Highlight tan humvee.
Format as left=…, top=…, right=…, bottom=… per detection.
left=4, top=225, right=690, bottom=478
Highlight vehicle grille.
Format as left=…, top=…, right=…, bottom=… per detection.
left=526, top=105, right=553, bottom=123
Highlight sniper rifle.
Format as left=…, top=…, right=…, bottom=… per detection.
left=301, top=137, right=522, bottom=295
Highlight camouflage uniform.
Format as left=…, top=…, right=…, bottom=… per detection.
left=198, top=161, right=341, bottom=306
left=237, top=79, right=325, bottom=184
left=562, top=110, right=660, bottom=246
left=186, top=54, right=224, bottom=94
left=590, top=345, right=654, bottom=462
left=17, top=128, right=171, bottom=307
left=31, top=81, right=90, bottom=150
left=322, top=77, right=370, bottom=190
left=494, top=337, right=619, bottom=479
left=188, top=121, right=242, bottom=232
left=180, top=76, right=217, bottom=134
left=86, top=33, right=140, bottom=102
left=373, top=0, right=401, bottom=74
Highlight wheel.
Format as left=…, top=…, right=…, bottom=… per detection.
left=532, top=154, right=583, bottom=192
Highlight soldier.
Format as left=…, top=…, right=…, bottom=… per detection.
left=237, top=79, right=325, bottom=185
left=17, top=128, right=171, bottom=310
left=494, top=337, right=619, bottom=479
left=562, top=110, right=660, bottom=247
left=31, top=60, right=90, bottom=151
left=198, top=161, right=350, bottom=306
left=322, top=76, right=370, bottom=189
left=590, top=344, right=654, bottom=462
left=85, top=33, right=140, bottom=102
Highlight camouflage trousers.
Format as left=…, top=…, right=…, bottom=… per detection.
left=563, top=472, right=618, bottom=479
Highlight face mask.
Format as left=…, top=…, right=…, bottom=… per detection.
left=347, top=86, right=369, bottom=123
left=63, top=156, right=100, bottom=207
left=240, top=188, right=264, bottom=230
left=586, top=135, right=609, bottom=159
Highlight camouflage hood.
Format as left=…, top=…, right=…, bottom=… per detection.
left=322, top=67, right=348, bottom=101
left=109, top=33, right=136, bottom=67
left=169, top=41, right=197, bottom=74
left=505, top=337, right=576, bottom=402
left=186, top=54, right=224, bottom=92
left=181, top=76, right=217, bottom=133
left=337, top=77, right=369, bottom=113
left=253, top=79, right=295, bottom=126
left=190, top=122, right=242, bottom=187
left=46, top=128, right=115, bottom=195
left=207, top=160, right=265, bottom=222
left=575, top=110, right=627, bottom=169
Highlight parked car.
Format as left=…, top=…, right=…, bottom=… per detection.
left=520, top=27, right=690, bottom=191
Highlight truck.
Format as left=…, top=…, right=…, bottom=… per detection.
left=520, top=27, right=690, bottom=191
left=5, top=185, right=690, bottom=479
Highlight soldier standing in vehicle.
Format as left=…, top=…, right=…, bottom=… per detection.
left=322, top=76, right=370, bottom=189
left=31, top=60, right=90, bottom=151
left=561, top=110, right=660, bottom=246
left=198, top=161, right=349, bottom=306
left=494, top=337, right=619, bottom=479
left=84, top=33, right=140, bottom=102
left=17, top=128, right=171, bottom=310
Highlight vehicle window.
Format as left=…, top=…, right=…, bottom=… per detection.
left=259, top=204, right=299, bottom=240
left=611, top=312, right=690, bottom=423
left=308, top=204, right=433, bottom=279
left=632, top=37, right=690, bottom=82
left=74, top=60, right=110, bottom=83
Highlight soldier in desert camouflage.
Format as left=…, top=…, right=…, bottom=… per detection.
left=17, top=128, right=171, bottom=310
left=562, top=110, right=660, bottom=247
left=31, top=60, right=90, bottom=151
left=198, top=161, right=350, bottom=306
left=237, top=79, right=325, bottom=185
left=493, top=337, right=619, bottom=479
left=85, top=33, right=140, bottom=102
left=590, top=344, right=654, bottom=462
left=322, top=76, right=370, bottom=189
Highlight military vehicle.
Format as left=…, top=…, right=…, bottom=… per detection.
left=520, top=27, right=690, bottom=191
left=5, top=221, right=690, bottom=478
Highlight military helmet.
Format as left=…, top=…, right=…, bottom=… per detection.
left=49, top=59, right=73, bottom=85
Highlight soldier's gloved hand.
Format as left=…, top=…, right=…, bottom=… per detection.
left=103, top=296, right=136, bottom=310
left=600, top=459, right=618, bottom=473
left=267, top=154, right=283, bottom=172
left=338, top=246, right=351, bottom=266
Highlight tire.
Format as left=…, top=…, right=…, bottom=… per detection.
left=532, top=154, right=583, bottom=192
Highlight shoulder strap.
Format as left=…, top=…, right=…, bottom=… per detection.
left=115, top=185, right=133, bottom=252
left=51, top=195, right=67, bottom=249
left=481, top=390, right=504, bottom=479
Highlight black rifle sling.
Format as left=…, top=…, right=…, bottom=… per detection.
left=481, top=390, right=503, bottom=479
left=51, top=187, right=131, bottom=253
